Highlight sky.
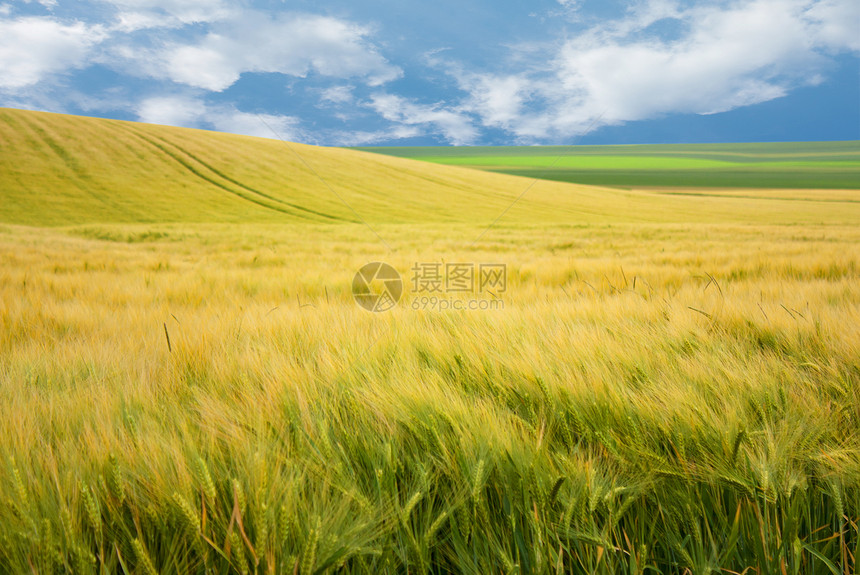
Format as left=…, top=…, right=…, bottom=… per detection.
left=0, top=0, right=858, bottom=146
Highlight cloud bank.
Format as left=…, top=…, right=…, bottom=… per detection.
left=0, top=17, right=105, bottom=89
left=157, top=13, right=401, bottom=91
left=450, top=0, right=860, bottom=141
left=0, top=0, right=856, bottom=144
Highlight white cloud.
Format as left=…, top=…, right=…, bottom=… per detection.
left=165, top=43, right=235, bottom=91
left=325, top=125, right=423, bottom=147
left=105, top=0, right=234, bottom=30
left=616, top=0, right=683, bottom=34
left=806, top=0, right=860, bottom=52
left=155, top=12, right=401, bottom=91
left=137, top=94, right=420, bottom=145
left=554, top=0, right=829, bottom=124
left=455, top=0, right=860, bottom=141
left=369, top=93, right=478, bottom=145
left=320, top=85, right=354, bottom=105
left=0, top=17, right=105, bottom=89
left=137, top=95, right=207, bottom=126
left=136, top=95, right=302, bottom=141
left=111, top=11, right=181, bottom=31
left=21, top=0, right=57, bottom=8
left=457, top=73, right=531, bottom=130
left=210, top=109, right=300, bottom=141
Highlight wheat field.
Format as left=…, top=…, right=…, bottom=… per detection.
left=1, top=108, right=859, bottom=574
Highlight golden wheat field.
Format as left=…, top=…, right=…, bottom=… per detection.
left=1, top=108, right=859, bottom=574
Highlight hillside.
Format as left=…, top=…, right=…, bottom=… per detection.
left=2, top=108, right=859, bottom=227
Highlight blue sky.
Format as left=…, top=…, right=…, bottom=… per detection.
left=1, top=0, right=857, bottom=146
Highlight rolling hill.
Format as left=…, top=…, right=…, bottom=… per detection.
left=1, top=107, right=858, bottom=227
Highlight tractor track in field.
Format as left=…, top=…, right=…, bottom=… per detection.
left=145, top=132, right=354, bottom=223
left=121, top=126, right=352, bottom=223
left=10, top=112, right=135, bottom=218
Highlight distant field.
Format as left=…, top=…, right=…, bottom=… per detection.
left=1, top=109, right=859, bottom=574
left=357, top=141, right=860, bottom=189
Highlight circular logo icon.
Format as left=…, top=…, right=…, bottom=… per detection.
left=352, top=262, right=403, bottom=312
